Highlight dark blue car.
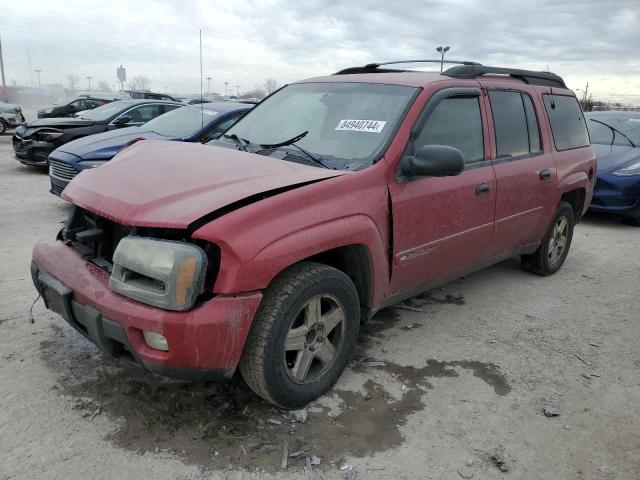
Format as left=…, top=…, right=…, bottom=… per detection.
left=586, top=112, right=640, bottom=226
left=49, top=102, right=252, bottom=196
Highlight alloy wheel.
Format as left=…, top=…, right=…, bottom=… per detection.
left=548, top=215, right=569, bottom=265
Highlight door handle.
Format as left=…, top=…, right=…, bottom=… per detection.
left=539, top=169, right=552, bottom=180
left=475, top=183, right=491, bottom=196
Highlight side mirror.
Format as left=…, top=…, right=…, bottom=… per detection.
left=113, top=115, right=131, bottom=126
left=402, top=145, right=465, bottom=178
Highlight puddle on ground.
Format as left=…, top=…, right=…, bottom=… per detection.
left=39, top=296, right=506, bottom=473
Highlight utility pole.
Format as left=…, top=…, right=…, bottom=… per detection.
left=86, top=76, right=92, bottom=90
left=235, top=84, right=239, bottom=97
left=436, top=45, right=450, bottom=73
left=206, top=76, right=212, bottom=96
left=34, top=69, right=41, bottom=88
left=224, top=81, right=229, bottom=98
left=0, top=33, right=6, bottom=88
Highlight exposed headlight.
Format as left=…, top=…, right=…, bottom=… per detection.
left=79, top=160, right=107, bottom=169
left=613, top=161, right=640, bottom=177
left=109, top=237, right=208, bottom=311
left=36, top=131, right=63, bottom=142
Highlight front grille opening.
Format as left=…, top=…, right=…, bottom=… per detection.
left=62, top=206, right=220, bottom=302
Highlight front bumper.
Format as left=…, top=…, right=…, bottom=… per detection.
left=32, top=240, right=263, bottom=380
left=589, top=174, right=640, bottom=219
left=12, top=136, right=54, bottom=166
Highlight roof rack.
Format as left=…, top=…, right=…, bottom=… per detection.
left=334, top=59, right=480, bottom=75
left=442, top=64, right=566, bottom=88
left=334, top=60, right=567, bottom=88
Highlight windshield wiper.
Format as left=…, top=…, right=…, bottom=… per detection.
left=259, top=131, right=329, bottom=169
left=589, top=118, right=636, bottom=147
left=259, top=131, right=308, bottom=149
left=223, top=133, right=250, bottom=151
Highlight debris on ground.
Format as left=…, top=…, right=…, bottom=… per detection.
left=291, top=409, right=308, bottom=423
left=267, top=418, right=282, bottom=425
left=362, top=361, right=386, bottom=368
left=280, top=439, right=289, bottom=470
left=466, top=458, right=473, bottom=467
left=289, top=447, right=311, bottom=459
left=491, top=455, right=511, bottom=472
left=574, top=352, right=593, bottom=366
left=309, top=455, right=321, bottom=465
left=401, top=322, right=423, bottom=330
left=304, top=456, right=314, bottom=479
left=340, top=463, right=355, bottom=471
left=543, top=405, right=560, bottom=417
left=88, top=407, right=102, bottom=421
left=390, top=305, right=426, bottom=313
left=458, top=466, right=474, bottom=478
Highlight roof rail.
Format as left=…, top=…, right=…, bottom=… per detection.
left=442, top=64, right=566, bottom=88
left=334, top=59, right=480, bottom=75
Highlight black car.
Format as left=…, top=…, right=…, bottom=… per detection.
left=14, top=99, right=182, bottom=166
left=37, top=93, right=121, bottom=118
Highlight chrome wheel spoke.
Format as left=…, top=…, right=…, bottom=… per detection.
left=320, top=306, right=344, bottom=335
left=291, top=350, right=314, bottom=381
left=285, top=326, right=308, bottom=351
left=315, top=341, right=336, bottom=365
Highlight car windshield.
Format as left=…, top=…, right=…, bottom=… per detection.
left=78, top=102, right=129, bottom=121
left=144, top=105, right=219, bottom=137
left=221, top=82, right=418, bottom=168
left=586, top=113, right=640, bottom=147
left=53, top=95, right=78, bottom=106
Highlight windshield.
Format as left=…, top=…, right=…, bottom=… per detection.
left=221, top=82, right=418, bottom=167
left=78, top=101, right=129, bottom=121
left=53, top=95, right=78, bottom=106
left=586, top=113, right=640, bottom=147
left=145, top=105, right=219, bottom=137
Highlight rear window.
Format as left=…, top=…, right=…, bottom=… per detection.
left=489, top=90, right=541, bottom=158
left=543, top=95, right=590, bottom=151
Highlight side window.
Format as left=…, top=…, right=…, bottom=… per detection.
left=127, top=104, right=163, bottom=123
left=414, top=97, right=484, bottom=163
left=488, top=91, right=530, bottom=157
left=543, top=94, right=590, bottom=151
left=161, top=104, right=181, bottom=114
left=70, top=99, right=86, bottom=109
left=203, top=113, right=245, bottom=141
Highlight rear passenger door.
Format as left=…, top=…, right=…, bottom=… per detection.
left=483, top=89, right=557, bottom=258
left=389, top=88, right=496, bottom=293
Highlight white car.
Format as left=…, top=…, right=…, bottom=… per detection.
left=0, top=101, right=25, bottom=134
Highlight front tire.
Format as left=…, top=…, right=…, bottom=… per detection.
left=0, top=120, right=7, bottom=135
left=522, top=201, right=575, bottom=276
left=239, top=262, right=360, bottom=409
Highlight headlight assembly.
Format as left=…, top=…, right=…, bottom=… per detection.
left=36, top=131, right=63, bottom=142
left=613, top=160, right=640, bottom=177
left=109, top=237, right=208, bottom=311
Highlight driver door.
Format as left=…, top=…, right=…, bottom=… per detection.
left=388, top=88, right=496, bottom=294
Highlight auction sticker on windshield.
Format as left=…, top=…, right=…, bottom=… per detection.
left=335, top=119, right=386, bottom=133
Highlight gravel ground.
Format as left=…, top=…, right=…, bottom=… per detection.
left=1, top=134, right=639, bottom=480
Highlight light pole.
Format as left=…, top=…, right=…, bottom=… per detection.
left=224, top=81, right=229, bottom=98
left=86, top=76, right=92, bottom=90
left=436, top=46, right=450, bottom=72
left=235, top=84, right=239, bottom=97
left=206, top=77, right=212, bottom=96
left=34, top=69, right=41, bottom=88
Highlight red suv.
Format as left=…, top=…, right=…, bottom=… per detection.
left=32, top=61, right=596, bottom=408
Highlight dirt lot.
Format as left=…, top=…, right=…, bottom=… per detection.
left=1, top=134, right=639, bottom=480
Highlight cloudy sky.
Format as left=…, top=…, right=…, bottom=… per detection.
left=2, top=0, right=639, bottom=103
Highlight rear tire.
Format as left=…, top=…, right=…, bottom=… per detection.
left=239, top=262, right=360, bottom=409
left=522, top=201, right=575, bottom=276
left=0, top=120, right=7, bottom=135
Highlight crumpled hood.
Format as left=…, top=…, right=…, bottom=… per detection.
left=592, top=144, right=640, bottom=172
left=57, top=126, right=167, bottom=160
left=63, top=140, right=347, bottom=228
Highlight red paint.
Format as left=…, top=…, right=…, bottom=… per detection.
left=34, top=72, right=596, bottom=376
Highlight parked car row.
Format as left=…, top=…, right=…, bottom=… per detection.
left=30, top=61, right=606, bottom=409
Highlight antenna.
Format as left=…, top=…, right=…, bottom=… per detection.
left=199, top=29, right=205, bottom=143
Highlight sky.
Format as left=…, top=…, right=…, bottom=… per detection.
left=1, top=0, right=639, bottom=103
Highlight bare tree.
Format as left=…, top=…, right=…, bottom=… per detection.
left=240, top=86, right=267, bottom=99
left=263, top=78, right=279, bottom=95
left=66, top=74, right=80, bottom=91
left=127, top=76, right=151, bottom=91
left=97, top=80, right=111, bottom=92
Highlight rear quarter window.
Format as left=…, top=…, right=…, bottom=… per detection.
left=543, top=94, right=590, bottom=151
